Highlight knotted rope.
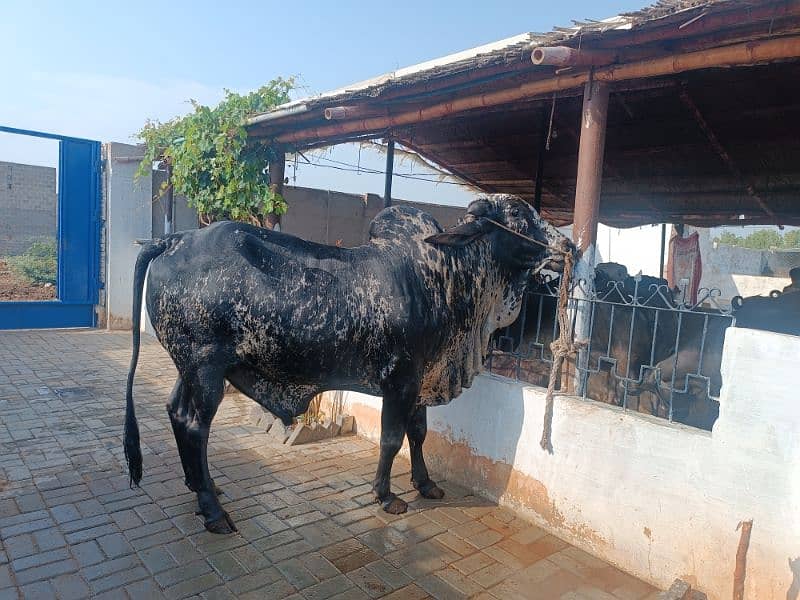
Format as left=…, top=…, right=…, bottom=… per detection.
left=482, top=217, right=578, bottom=453
left=540, top=248, right=582, bottom=454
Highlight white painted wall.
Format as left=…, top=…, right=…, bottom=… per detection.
left=691, top=227, right=792, bottom=304
left=340, top=327, right=800, bottom=600
left=104, top=143, right=152, bottom=329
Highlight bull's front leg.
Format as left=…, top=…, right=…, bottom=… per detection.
left=372, top=382, right=416, bottom=514
left=407, top=406, right=445, bottom=500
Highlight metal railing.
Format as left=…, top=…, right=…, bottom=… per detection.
left=486, top=273, right=735, bottom=430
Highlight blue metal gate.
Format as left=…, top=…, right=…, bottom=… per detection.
left=0, top=126, right=101, bottom=329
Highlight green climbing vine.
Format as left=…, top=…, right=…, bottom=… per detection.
left=136, top=77, right=295, bottom=227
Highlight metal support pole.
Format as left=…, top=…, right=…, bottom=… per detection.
left=659, top=223, right=667, bottom=278
left=164, top=164, right=174, bottom=235
left=267, top=149, right=286, bottom=231
left=384, top=140, right=395, bottom=208
left=572, top=80, right=610, bottom=394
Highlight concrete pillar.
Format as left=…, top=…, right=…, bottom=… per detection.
left=572, top=80, right=610, bottom=392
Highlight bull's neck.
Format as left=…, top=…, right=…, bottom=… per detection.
left=438, top=239, right=521, bottom=321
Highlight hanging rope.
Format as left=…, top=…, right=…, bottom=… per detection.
left=540, top=248, right=582, bottom=453
left=481, top=216, right=578, bottom=452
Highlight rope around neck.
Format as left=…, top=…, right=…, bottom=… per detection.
left=483, top=218, right=571, bottom=256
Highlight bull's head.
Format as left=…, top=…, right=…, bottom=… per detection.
left=425, top=194, right=573, bottom=273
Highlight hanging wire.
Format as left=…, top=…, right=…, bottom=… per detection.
left=546, top=93, right=557, bottom=151
left=302, top=152, right=476, bottom=187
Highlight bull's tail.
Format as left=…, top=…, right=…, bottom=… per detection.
left=124, top=238, right=170, bottom=487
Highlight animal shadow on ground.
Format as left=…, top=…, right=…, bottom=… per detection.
left=787, top=557, right=800, bottom=600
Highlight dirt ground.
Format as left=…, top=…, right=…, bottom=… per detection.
left=0, top=258, right=56, bottom=301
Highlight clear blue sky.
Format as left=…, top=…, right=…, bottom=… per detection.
left=1, top=0, right=646, bottom=204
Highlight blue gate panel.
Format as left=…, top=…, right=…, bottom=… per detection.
left=0, top=126, right=101, bottom=330
left=0, top=302, right=95, bottom=330
left=58, top=138, right=101, bottom=305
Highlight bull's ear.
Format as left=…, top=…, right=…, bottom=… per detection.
left=425, top=220, right=487, bottom=247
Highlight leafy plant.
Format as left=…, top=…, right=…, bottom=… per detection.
left=137, top=78, right=295, bottom=227
left=715, top=229, right=800, bottom=250
left=6, top=239, right=57, bottom=285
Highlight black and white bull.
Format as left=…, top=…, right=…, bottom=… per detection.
left=123, top=194, right=571, bottom=533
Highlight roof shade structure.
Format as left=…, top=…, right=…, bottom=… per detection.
left=247, top=0, right=800, bottom=228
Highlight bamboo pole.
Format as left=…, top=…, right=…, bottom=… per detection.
left=274, top=36, right=800, bottom=145
left=531, top=46, right=617, bottom=66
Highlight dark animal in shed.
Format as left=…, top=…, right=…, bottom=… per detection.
left=580, top=264, right=679, bottom=414
left=647, top=286, right=800, bottom=430
left=491, top=261, right=727, bottom=429
left=489, top=262, right=678, bottom=412
left=732, top=290, right=800, bottom=336
left=650, top=309, right=730, bottom=430
left=123, top=194, right=571, bottom=533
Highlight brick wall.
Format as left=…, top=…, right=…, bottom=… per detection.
left=0, top=161, right=57, bottom=256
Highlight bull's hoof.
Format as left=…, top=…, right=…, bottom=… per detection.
left=416, top=479, right=445, bottom=500
left=204, top=511, right=238, bottom=534
left=381, top=495, right=408, bottom=514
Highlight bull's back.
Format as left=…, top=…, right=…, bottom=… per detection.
left=145, top=222, right=427, bottom=385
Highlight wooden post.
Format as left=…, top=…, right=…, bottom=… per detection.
left=572, top=80, right=610, bottom=393
left=659, top=223, right=667, bottom=278
left=384, top=140, right=395, bottom=208
left=267, top=149, right=285, bottom=230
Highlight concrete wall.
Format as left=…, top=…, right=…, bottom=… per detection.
left=693, top=227, right=798, bottom=303
left=104, top=143, right=153, bottom=330
left=335, top=327, right=800, bottom=600
left=281, top=186, right=462, bottom=247
left=0, top=161, right=57, bottom=256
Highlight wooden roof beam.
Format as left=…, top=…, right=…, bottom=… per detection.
left=679, top=89, right=779, bottom=223
left=270, top=36, right=800, bottom=146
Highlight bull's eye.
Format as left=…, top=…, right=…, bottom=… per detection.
left=510, top=208, right=520, bottom=217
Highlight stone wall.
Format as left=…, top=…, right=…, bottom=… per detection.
left=0, top=161, right=57, bottom=256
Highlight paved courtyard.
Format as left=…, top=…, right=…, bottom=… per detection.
left=0, top=330, right=659, bottom=599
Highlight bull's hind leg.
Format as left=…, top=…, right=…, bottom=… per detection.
left=167, top=376, right=223, bottom=497
left=407, top=406, right=444, bottom=500
left=167, top=377, right=194, bottom=484
left=171, top=364, right=235, bottom=533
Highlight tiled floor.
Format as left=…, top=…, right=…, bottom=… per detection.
left=0, top=330, right=659, bottom=599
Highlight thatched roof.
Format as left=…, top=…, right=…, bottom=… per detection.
left=248, top=0, right=800, bottom=228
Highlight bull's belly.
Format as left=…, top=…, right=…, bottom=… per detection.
left=233, top=325, right=387, bottom=391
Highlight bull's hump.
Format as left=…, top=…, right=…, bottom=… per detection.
left=369, top=206, right=443, bottom=246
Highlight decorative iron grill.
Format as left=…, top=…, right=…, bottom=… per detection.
left=486, top=273, right=735, bottom=430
